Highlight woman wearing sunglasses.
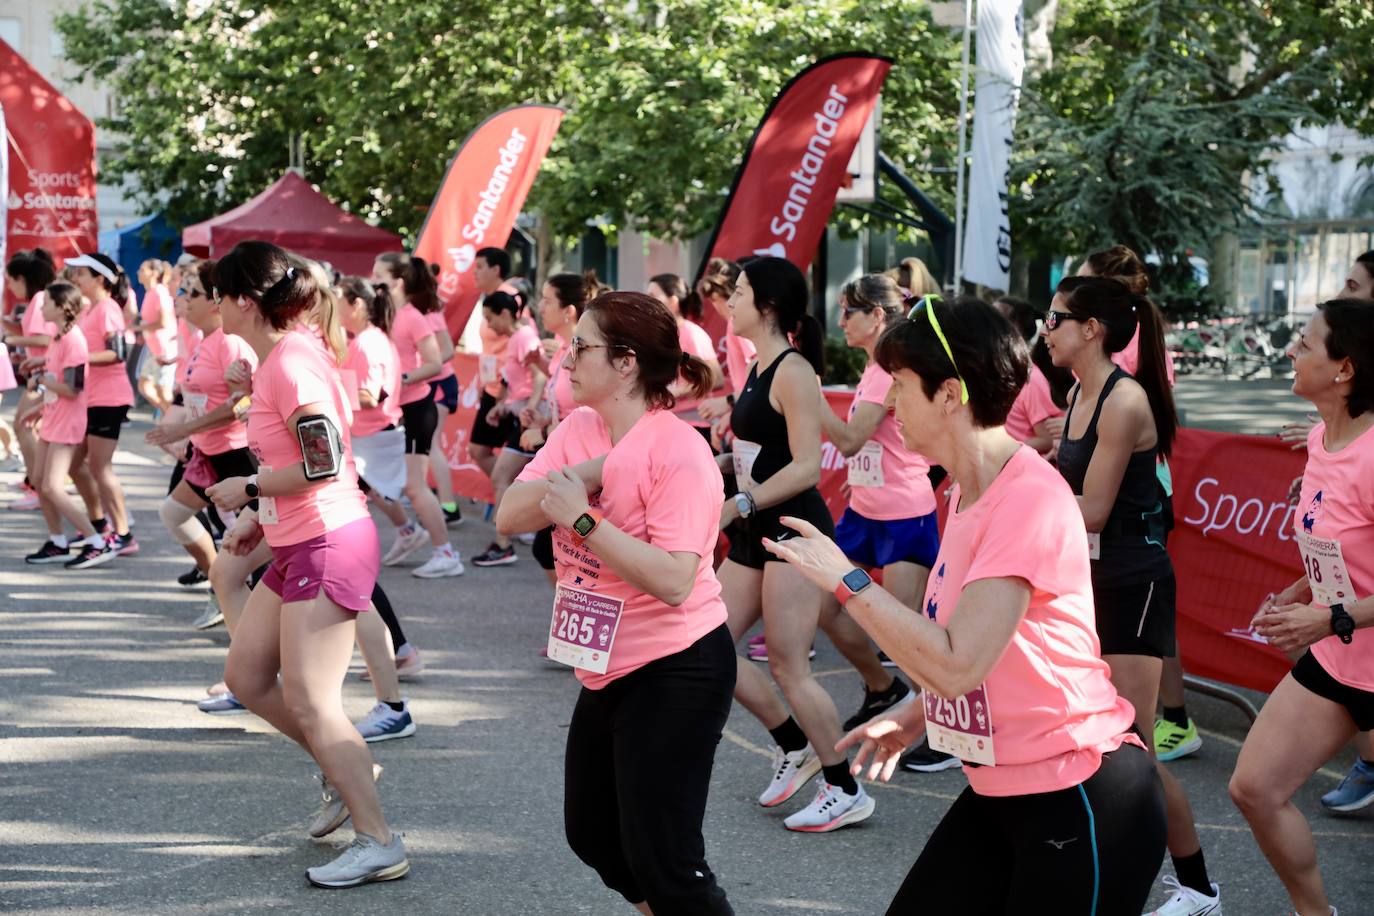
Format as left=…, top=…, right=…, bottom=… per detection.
left=764, top=294, right=1166, bottom=912
left=1043, top=276, right=1217, bottom=914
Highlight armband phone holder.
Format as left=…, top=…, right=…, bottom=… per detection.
left=297, top=414, right=344, bottom=480
left=106, top=333, right=129, bottom=363
left=63, top=365, right=85, bottom=391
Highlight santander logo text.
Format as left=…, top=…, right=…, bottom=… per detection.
left=766, top=85, right=850, bottom=246
left=460, top=127, right=527, bottom=248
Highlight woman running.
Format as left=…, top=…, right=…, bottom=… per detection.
left=134, top=259, right=178, bottom=413
left=767, top=294, right=1167, bottom=913
left=1231, top=297, right=1374, bottom=916
left=647, top=273, right=723, bottom=435
left=1044, top=275, right=1217, bottom=914
left=3, top=248, right=58, bottom=511
left=23, top=281, right=115, bottom=568
left=719, top=256, right=873, bottom=832
left=497, top=290, right=734, bottom=915
left=371, top=252, right=463, bottom=578
left=998, top=294, right=1072, bottom=457
left=205, top=241, right=405, bottom=888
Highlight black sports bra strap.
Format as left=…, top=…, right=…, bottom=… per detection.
left=1083, top=368, right=1129, bottom=440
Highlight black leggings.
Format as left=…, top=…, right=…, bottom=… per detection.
left=371, top=584, right=407, bottom=650
left=565, top=624, right=735, bottom=916
left=886, top=741, right=1166, bottom=915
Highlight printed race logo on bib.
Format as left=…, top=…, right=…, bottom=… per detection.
left=185, top=392, right=209, bottom=420
left=546, top=584, right=624, bottom=674
left=733, top=439, right=762, bottom=491
left=924, top=684, right=996, bottom=766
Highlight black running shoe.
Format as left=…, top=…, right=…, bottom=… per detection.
left=25, top=540, right=71, bottom=565
left=443, top=506, right=464, bottom=527
left=471, top=543, right=517, bottom=567
left=64, top=540, right=117, bottom=570
left=843, top=678, right=913, bottom=732
left=178, top=566, right=211, bottom=589
left=877, top=650, right=899, bottom=668
left=899, top=737, right=962, bottom=773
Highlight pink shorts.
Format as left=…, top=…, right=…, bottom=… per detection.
left=260, top=517, right=380, bottom=612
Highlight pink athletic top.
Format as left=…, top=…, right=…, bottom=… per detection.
left=140, top=283, right=177, bottom=358
left=247, top=328, right=368, bottom=547
left=183, top=329, right=256, bottom=455
left=502, top=323, right=541, bottom=401
left=478, top=282, right=520, bottom=397
left=517, top=407, right=728, bottom=689
left=1300, top=422, right=1374, bottom=692
left=1112, top=330, right=1176, bottom=386
left=177, top=318, right=203, bottom=387
left=76, top=297, right=135, bottom=408
left=673, top=319, right=717, bottom=424
left=425, top=311, right=454, bottom=381
left=39, top=329, right=89, bottom=445
left=1004, top=365, right=1063, bottom=444
left=544, top=339, right=576, bottom=422
left=345, top=325, right=403, bottom=437
left=391, top=303, right=436, bottom=406
left=21, top=292, right=57, bottom=360
left=847, top=363, right=936, bottom=520
left=924, top=446, right=1137, bottom=796
left=724, top=318, right=757, bottom=397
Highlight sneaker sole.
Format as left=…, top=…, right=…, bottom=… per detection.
left=471, top=556, right=518, bottom=567
left=199, top=705, right=250, bottom=715
left=382, top=542, right=426, bottom=567
left=193, top=613, right=226, bottom=630
left=759, top=756, right=823, bottom=808
left=412, top=565, right=465, bottom=579
left=179, top=580, right=213, bottom=590
left=26, top=555, right=72, bottom=565
left=1156, top=735, right=1202, bottom=762
left=1322, top=790, right=1374, bottom=813
left=362, top=722, right=417, bottom=744
left=306, top=858, right=410, bottom=889
left=115, top=545, right=140, bottom=556
left=66, top=551, right=117, bottom=570
left=785, top=796, right=877, bottom=833
left=902, top=756, right=963, bottom=773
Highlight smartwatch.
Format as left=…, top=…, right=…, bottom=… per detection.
left=733, top=492, right=753, bottom=519
left=244, top=475, right=260, bottom=500
left=834, top=568, right=874, bottom=607
left=1331, top=603, right=1356, bottom=645
left=571, top=509, right=603, bottom=546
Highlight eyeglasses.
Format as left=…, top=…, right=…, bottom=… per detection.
left=569, top=336, right=632, bottom=364
left=904, top=294, right=968, bottom=404
left=1043, top=309, right=1086, bottom=331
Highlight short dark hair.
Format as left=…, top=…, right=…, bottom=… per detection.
left=1318, top=297, right=1374, bottom=419
left=476, top=247, right=511, bottom=279
left=376, top=252, right=439, bottom=313
left=214, top=240, right=320, bottom=331
left=545, top=272, right=589, bottom=316
left=339, top=275, right=395, bottom=333
left=875, top=295, right=1029, bottom=428
left=483, top=290, right=524, bottom=317
left=44, top=281, right=83, bottom=328
left=741, top=257, right=824, bottom=376
left=5, top=248, right=57, bottom=298
left=587, top=291, right=714, bottom=411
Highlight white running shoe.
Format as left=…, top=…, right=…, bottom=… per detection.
left=1146, top=876, right=1222, bottom=915
left=308, top=763, right=383, bottom=838
left=306, top=832, right=409, bottom=889
left=783, top=781, right=875, bottom=833
left=354, top=700, right=417, bottom=743
left=412, top=550, right=465, bottom=578
left=192, top=594, right=224, bottom=630
left=758, top=745, right=822, bottom=808
left=382, top=527, right=427, bottom=567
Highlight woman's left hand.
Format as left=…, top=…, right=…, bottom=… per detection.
left=761, top=516, right=852, bottom=594
left=1253, top=602, right=1331, bottom=654
left=205, top=476, right=251, bottom=512
left=540, top=466, right=590, bottom=528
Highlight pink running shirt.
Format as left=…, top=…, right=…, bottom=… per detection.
left=21, top=292, right=57, bottom=361
left=1300, top=422, right=1374, bottom=691
left=1004, top=365, right=1063, bottom=444
left=140, top=283, right=178, bottom=358
left=923, top=446, right=1137, bottom=796
left=502, top=323, right=541, bottom=401
left=673, top=319, right=717, bottom=425
left=846, top=363, right=936, bottom=520
left=543, top=339, right=576, bottom=423
left=345, top=326, right=403, bottom=437
left=183, top=329, right=257, bottom=455
left=76, top=297, right=135, bottom=408
left=177, top=318, right=203, bottom=387
left=39, top=329, right=89, bottom=445
left=516, top=408, right=728, bottom=689
left=723, top=318, right=757, bottom=397
left=391, top=303, right=437, bottom=406
left=425, top=311, right=454, bottom=381
left=247, top=328, right=368, bottom=547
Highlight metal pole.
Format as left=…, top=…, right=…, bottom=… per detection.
left=951, top=0, right=974, bottom=294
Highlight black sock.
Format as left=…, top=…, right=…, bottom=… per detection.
left=1172, top=849, right=1212, bottom=896
left=1162, top=705, right=1189, bottom=729
left=91, top=516, right=108, bottom=532
left=767, top=717, right=807, bottom=754
left=822, top=761, right=858, bottom=795
left=385, top=700, right=405, bottom=713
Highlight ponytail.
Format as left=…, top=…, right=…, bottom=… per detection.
left=741, top=256, right=825, bottom=377
left=794, top=314, right=826, bottom=376
left=678, top=353, right=715, bottom=401
left=300, top=259, right=347, bottom=366
left=216, top=241, right=318, bottom=331
left=1132, top=295, right=1178, bottom=456
left=339, top=276, right=395, bottom=333
left=376, top=252, right=439, bottom=313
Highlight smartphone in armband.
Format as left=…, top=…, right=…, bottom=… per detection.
left=63, top=365, right=85, bottom=391
left=376, top=387, right=388, bottom=404
left=106, top=333, right=128, bottom=363
left=297, top=415, right=343, bottom=480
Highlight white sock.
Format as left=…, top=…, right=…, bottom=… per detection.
left=51, top=534, right=69, bottom=549
left=79, top=533, right=106, bottom=547
left=436, top=544, right=453, bottom=557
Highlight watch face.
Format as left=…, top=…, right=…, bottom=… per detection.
left=573, top=513, right=596, bottom=537
left=842, top=569, right=873, bottom=592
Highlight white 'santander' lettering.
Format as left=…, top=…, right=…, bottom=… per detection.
left=766, top=85, right=849, bottom=245
left=460, top=127, right=528, bottom=245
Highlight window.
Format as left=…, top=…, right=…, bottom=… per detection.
left=0, top=18, right=21, bottom=51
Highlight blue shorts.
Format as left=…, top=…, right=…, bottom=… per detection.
left=430, top=375, right=459, bottom=412
left=834, top=508, right=940, bottom=570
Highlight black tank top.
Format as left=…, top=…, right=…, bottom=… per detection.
left=731, top=348, right=799, bottom=485
left=1057, top=368, right=1171, bottom=587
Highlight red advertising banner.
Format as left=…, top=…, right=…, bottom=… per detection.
left=436, top=353, right=495, bottom=504
left=0, top=39, right=98, bottom=271
left=414, top=105, right=564, bottom=340
left=695, top=53, right=892, bottom=343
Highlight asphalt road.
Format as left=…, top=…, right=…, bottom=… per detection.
left=2, top=376, right=1372, bottom=915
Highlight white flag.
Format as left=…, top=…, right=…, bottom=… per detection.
left=962, top=0, right=1024, bottom=291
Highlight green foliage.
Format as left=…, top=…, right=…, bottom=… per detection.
left=822, top=334, right=867, bottom=386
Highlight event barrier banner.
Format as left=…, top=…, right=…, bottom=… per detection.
left=415, top=105, right=564, bottom=341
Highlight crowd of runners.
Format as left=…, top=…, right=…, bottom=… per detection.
left=4, top=238, right=1374, bottom=915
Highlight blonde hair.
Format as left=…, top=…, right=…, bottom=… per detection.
left=298, top=257, right=348, bottom=366
left=891, top=257, right=939, bottom=299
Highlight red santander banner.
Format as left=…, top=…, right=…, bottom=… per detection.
left=0, top=39, right=98, bottom=274
left=415, top=105, right=564, bottom=340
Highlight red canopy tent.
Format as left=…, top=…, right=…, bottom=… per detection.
left=182, top=172, right=401, bottom=274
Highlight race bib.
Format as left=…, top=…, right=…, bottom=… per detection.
left=546, top=584, right=624, bottom=674
left=924, top=684, right=996, bottom=766
left=256, top=464, right=279, bottom=525
left=1087, top=532, right=1101, bottom=561
left=185, top=392, right=209, bottom=420
left=847, top=441, right=885, bottom=488
left=479, top=355, right=499, bottom=385
left=732, top=439, right=762, bottom=490
left=1297, top=532, right=1357, bottom=608
left=338, top=368, right=361, bottom=412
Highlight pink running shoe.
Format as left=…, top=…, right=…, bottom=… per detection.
left=9, top=490, right=40, bottom=511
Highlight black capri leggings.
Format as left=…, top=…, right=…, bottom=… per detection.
left=885, top=740, right=1166, bottom=915
left=565, top=624, right=736, bottom=916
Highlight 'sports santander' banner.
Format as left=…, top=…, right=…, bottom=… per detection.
left=415, top=105, right=564, bottom=340
left=0, top=39, right=98, bottom=269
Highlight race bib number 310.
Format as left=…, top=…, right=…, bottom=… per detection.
left=547, top=585, right=624, bottom=674
left=924, top=683, right=996, bottom=766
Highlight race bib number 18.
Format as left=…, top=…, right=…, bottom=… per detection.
left=1297, top=532, right=1357, bottom=609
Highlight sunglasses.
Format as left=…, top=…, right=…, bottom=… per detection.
left=841, top=305, right=876, bottom=320
left=904, top=294, right=968, bottom=404
left=1043, top=309, right=1087, bottom=331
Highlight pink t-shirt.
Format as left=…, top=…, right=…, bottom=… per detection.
left=183, top=328, right=256, bottom=455
left=345, top=326, right=403, bottom=437
left=425, top=311, right=454, bottom=381
left=502, top=323, right=541, bottom=401
left=1112, top=330, right=1176, bottom=386
left=76, top=297, right=135, bottom=408
left=846, top=363, right=936, bottom=520
left=247, top=328, right=368, bottom=547
left=1004, top=365, right=1063, bottom=444
left=724, top=318, right=757, bottom=397
left=1300, top=422, right=1374, bottom=691
left=673, top=319, right=717, bottom=424
left=543, top=339, right=576, bottom=423
left=140, top=284, right=177, bottom=358
left=177, top=318, right=203, bottom=387
left=391, top=303, right=436, bottom=405
left=923, top=446, right=1137, bottom=796
left=517, top=407, right=728, bottom=689
left=21, top=292, right=57, bottom=360
left=39, top=329, right=89, bottom=445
